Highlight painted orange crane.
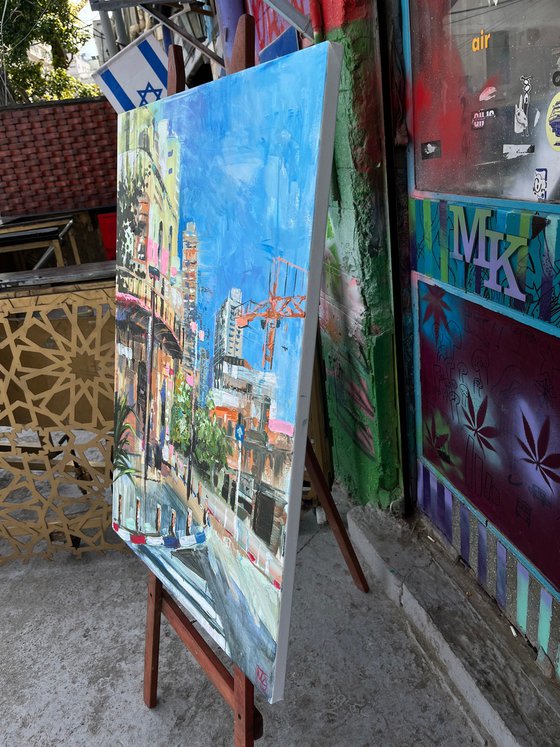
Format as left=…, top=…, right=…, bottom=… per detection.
left=234, top=257, right=308, bottom=369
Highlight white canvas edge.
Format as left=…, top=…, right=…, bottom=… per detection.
left=270, top=41, right=343, bottom=703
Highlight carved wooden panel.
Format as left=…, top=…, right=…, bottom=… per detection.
left=0, top=281, right=121, bottom=562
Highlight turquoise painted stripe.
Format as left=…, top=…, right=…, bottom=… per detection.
left=517, top=563, right=529, bottom=635
left=526, top=214, right=543, bottom=316
left=432, top=200, right=441, bottom=279
left=447, top=200, right=463, bottom=289
left=416, top=200, right=424, bottom=274
left=547, top=217, right=558, bottom=290
left=409, top=197, right=418, bottom=271
left=401, top=0, right=418, bottom=198
left=439, top=201, right=448, bottom=283
left=423, top=200, right=434, bottom=279
left=538, top=588, right=553, bottom=654
left=548, top=215, right=559, bottom=261
left=409, top=197, right=417, bottom=240
left=517, top=212, right=532, bottom=310
left=502, top=210, right=520, bottom=310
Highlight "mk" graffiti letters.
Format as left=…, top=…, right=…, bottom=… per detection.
left=449, top=205, right=527, bottom=301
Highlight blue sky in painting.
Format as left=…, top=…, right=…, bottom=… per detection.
left=150, top=44, right=329, bottom=422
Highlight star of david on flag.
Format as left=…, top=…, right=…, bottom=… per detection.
left=93, top=28, right=168, bottom=114
left=137, top=82, right=163, bottom=105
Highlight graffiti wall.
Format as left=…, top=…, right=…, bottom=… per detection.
left=412, top=195, right=560, bottom=590
left=409, top=195, right=560, bottom=689
left=407, top=0, right=560, bottom=666
left=417, top=274, right=560, bottom=588
left=410, top=0, right=560, bottom=202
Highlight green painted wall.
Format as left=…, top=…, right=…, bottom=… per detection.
left=319, top=14, right=401, bottom=505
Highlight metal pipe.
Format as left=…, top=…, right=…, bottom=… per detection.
left=99, top=10, right=118, bottom=59
left=32, top=243, right=55, bottom=271
left=58, top=219, right=74, bottom=239
left=113, top=9, right=130, bottom=48
left=140, top=4, right=225, bottom=68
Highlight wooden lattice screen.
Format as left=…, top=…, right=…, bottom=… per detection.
left=0, top=280, right=120, bottom=562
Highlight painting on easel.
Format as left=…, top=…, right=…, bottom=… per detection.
left=113, top=42, right=341, bottom=703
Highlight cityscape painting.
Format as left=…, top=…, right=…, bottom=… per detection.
left=113, top=43, right=341, bottom=702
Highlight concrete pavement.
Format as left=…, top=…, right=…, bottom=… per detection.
left=0, top=509, right=483, bottom=746
left=348, top=505, right=560, bottom=747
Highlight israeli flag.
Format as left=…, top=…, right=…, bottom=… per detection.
left=93, top=29, right=168, bottom=113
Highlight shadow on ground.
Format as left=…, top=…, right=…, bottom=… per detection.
left=0, top=511, right=481, bottom=747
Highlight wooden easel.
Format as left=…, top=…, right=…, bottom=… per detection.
left=143, top=24, right=369, bottom=747
left=144, top=573, right=264, bottom=743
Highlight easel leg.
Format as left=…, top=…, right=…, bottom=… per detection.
left=234, top=666, right=255, bottom=747
left=305, top=438, right=369, bottom=593
left=144, top=572, right=163, bottom=708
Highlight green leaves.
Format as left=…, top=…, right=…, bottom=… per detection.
left=3, top=0, right=100, bottom=102
left=112, top=394, right=136, bottom=483
left=170, top=374, right=230, bottom=474
left=193, top=403, right=231, bottom=473
left=170, top=371, right=192, bottom=454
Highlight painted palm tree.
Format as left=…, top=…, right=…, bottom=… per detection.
left=422, top=285, right=451, bottom=345
left=113, top=394, right=136, bottom=483
left=516, top=412, right=560, bottom=491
